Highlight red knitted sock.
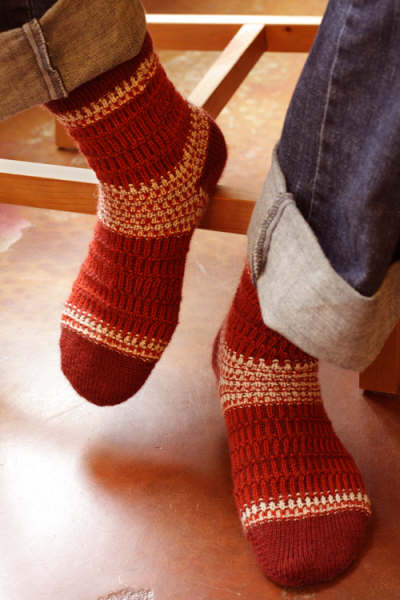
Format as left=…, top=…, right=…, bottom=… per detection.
left=47, top=33, right=226, bottom=406
left=212, top=264, right=371, bottom=586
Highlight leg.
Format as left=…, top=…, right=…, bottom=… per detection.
left=213, top=265, right=370, bottom=587
left=212, top=0, right=400, bottom=586
left=279, top=0, right=400, bottom=299
left=46, top=32, right=226, bottom=404
left=247, top=0, right=400, bottom=373
left=0, top=1, right=227, bottom=405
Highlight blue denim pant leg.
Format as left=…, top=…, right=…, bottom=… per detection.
left=0, top=1, right=57, bottom=32
left=278, top=0, right=400, bottom=297
left=247, top=0, right=400, bottom=370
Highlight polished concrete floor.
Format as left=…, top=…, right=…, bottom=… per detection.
left=1, top=1, right=400, bottom=599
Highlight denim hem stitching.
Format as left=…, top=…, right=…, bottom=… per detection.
left=308, top=1, right=354, bottom=222
left=22, top=18, right=67, bottom=100
left=251, top=192, right=293, bottom=283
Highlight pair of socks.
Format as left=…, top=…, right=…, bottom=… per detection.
left=47, top=32, right=371, bottom=586
left=47, top=33, right=227, bottom=405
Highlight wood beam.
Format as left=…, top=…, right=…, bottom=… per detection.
left=148, top=20, right=239, bottom=51
left=55, top=120, right=75, bottom=150
left=0, top=159, right=255, bottom=235
left=189, top=23, right=266, bottom=119
left=147, top=14, right=321, bottom=26
left=147, top=14, right=320, bottom=52
left=264, top=22, right=318, bottom=53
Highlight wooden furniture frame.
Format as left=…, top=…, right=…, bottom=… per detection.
left=0, top=14, right=397, bottom=394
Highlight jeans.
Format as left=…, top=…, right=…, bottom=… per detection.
left=248, top=0, right=400, bottom=370
left=278, top=0, right=400, bottom=298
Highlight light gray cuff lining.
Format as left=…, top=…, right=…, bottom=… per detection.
left=247, top=145, right=400, bottom=371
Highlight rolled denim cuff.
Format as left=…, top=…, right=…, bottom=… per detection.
left=248, top=145, right=400, bottom=371
left=0, top=0, right=146, bottom=120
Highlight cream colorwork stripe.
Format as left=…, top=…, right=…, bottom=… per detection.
left=97, top=107, right=210, bottom=237
left=241, top=490, right=371, bottom=528
left=62, top=303, right=168, bottom=361
left=217, top=341, right=321, bottom=411
left=56, top=53, right=159, bottom=128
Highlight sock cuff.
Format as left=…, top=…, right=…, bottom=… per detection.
left=45, top=31, right=154, bottom=116
left=225, top=265, right=316, bottom=365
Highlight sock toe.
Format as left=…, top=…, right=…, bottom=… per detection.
left=60, top=328, right=155, bottom=406
left=247, top=510, right=370, bottom=587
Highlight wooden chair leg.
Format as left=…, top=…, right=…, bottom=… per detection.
left=359, top=323, right=400, bottom=394
left=55, top=120, right=76, bottom=150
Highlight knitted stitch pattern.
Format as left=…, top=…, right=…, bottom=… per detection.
left=47, top=33, right=227, bottom=405
left=212, top=264, right=371, bottom=586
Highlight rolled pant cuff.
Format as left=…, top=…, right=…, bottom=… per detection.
left=0, top=0, right=146, bottom=120
left=247, top=145, right=400, bottom=372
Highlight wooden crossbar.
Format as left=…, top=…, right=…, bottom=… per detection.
left=189, top=23, right=266, bottom=118
left=0, top=159, right=257, bottom=234
left=147, top=14, right=321, bottom=52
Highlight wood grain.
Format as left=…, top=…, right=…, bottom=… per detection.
left=55, top=120, right=76, bottom=150
left=147, top=14, right=319, bottom=51
left=189, top=23, right=266, bottom=118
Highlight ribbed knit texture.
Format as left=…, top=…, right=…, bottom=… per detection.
left=212, top=264, right=371, bottom=586
left=46, top=33, right=227, bottom=405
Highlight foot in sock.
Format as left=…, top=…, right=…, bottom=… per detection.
left=47, top=33, right=227, bottom=406
left=212, top=264, right=371, bottom=586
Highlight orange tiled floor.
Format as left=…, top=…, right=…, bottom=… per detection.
left=1, top=2, right=400, bottom=599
